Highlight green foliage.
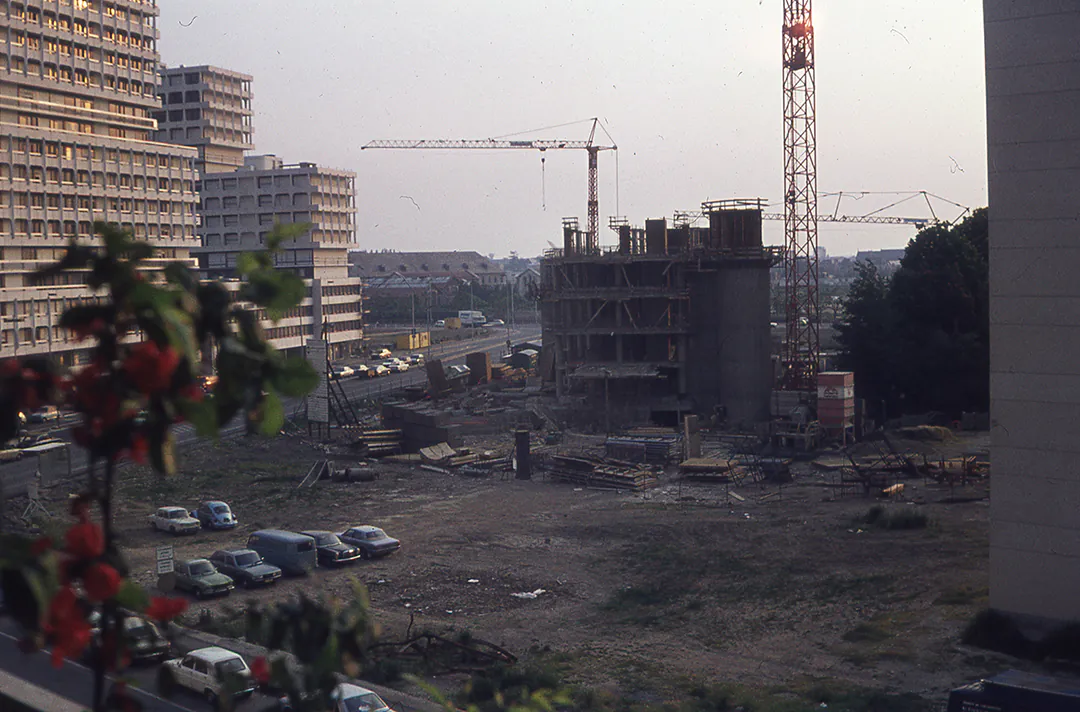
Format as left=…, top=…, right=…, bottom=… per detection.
left=837, top=208, right=988, bottom=418
left=862, top=505, right=928, bottom=531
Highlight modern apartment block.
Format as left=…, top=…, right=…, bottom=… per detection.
left=152, top=64, right=252, bottom=174
left=0, top=0, right=199, bottom=364
left=986, top=2, right=1080, bottom=624
left=194, top=154, right=361, bottom=357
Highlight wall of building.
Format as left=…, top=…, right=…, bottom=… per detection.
left=0, top=0, right=200, bottom=362
left=686, top=263, right=772, bottom=424
left=986, top=1, right=1080, bottom=622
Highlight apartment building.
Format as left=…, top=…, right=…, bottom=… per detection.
left=190, top=154, right=360, bottom=356
left=152, top=64, right=252, bottom=174
left=0, top=0, right=199, bottom=364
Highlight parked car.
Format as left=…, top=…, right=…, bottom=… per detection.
left=337, top=526, right=401, bottom=559
left=300, top=530, right=363, bottom=566
left=331, top=365, right=354, bottom=379
left=382, top=360, right=409, bottom=373
left=486, top=319, right=506, bottom=327
left=246, top=530, right=318, bottom=575
left=191, top=501, right=238, bottom=530
left=88, top=610, right=171, bottom=663
left=433, top=319, right=446, bottom=328
left=371, top=364, right=390, bottom=377
left=407, top=353, right=425, bottom=365
left=160, top=647, right=256, bottom=703
left=373, top=348, right=392, bottom=360
left=172, top=559, right=235, bottom=599
left=149, top=506, right=201, bottom=536
left=27, top=406, right=61, bottom=423
left=445, top=364, right=470, bottom=379
left=208, top=549, right=282, bottom=588
left=277, top=682, right=394, bottom=712
left=354, top=365, right=370, bottom=378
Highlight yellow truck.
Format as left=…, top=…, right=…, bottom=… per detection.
left=394, top=332, right=431, bottom=350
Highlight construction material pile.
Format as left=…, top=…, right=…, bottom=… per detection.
left=604, top=430, right=681, bottom=464
left=547, top=454, right=658, bottom=491
left=348, top=428, right=403, bottom=457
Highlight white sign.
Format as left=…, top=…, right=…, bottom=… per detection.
left=156, top=545, right=173, bottom=575
left=306, top=338, right=329, bottom=424
left=817, top=385, right=854, bottom=401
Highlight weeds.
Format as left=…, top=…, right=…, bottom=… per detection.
left=842, top=622, right=892, bottom=644
left=862, top=505, right=928, bottom=530
left=934, top=586, right=987, bottom=606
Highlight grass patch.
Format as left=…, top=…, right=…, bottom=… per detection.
left=862, top=505, right=928, bottom=531
left=934, top=586, right=988, bottom=606
left=842, top=622, right=892, bottom=644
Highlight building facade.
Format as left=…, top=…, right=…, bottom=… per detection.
left=0, top=0, right=199, bottom=364
left=986, top=2, right=1080, bottom=623
left=152, top=64, right=252, bottom=174
left=194, top=155, right=361, bottom=357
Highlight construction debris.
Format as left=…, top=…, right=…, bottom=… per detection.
left=604, top=433, right=681, bottom=464
left=546, top=454, right=658, bottom=491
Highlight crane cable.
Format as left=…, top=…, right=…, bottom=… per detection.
left=540, top=151, right=546, bottom=210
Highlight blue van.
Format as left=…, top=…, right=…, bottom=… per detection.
left=245, top=530, right=317, bottom=575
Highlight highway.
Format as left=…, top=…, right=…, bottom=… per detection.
left=19, top=326, right=541, bottom=476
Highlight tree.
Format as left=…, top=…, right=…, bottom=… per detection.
left=835, top=261, right=896, bottom=418
left=836, top=209, right=988, bottom=418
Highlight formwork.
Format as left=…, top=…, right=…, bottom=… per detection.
left=541, top=199, right=780, bottom=426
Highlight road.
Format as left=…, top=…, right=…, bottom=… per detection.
left=18, top=327, right=540, bottom=477
left=0, top=619, right=276, bottom=712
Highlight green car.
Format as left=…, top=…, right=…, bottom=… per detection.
left=172, top=559, right=235, bottom=599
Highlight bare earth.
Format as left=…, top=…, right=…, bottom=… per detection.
left=104, top=430, right=994, bottom=706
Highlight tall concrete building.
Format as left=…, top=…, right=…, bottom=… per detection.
left=986, top=2, right=1080, bottom=623
left=152, top=65, right=252, bottom=175
left=195, top=154, right=362, bottom=356
left=0, top=0, right=199, bottom=365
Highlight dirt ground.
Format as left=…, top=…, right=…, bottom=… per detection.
left=91, top=428, right=997, bottom=707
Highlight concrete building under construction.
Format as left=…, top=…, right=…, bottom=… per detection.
left=540, top=199, right=780, bottom=426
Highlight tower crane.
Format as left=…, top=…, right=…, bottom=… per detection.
left=361, top=118, right=617, bottom=253
left=782, top=0, right=819, bottom=391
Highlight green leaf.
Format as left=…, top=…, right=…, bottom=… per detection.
left=160, top=305, right=199, bottom=370
left=179, top=398, right=219, bottom=439
left=259, top=390, right=285, bottom=436
left=273, top=357, right=319, bottom=398
left=150, top=430, right=177, bottom=475
left=235, top=251, right=264, bottom=277
left=116, top=578, right=150, bottom=612
left=265, top=222, right=311, bottom=251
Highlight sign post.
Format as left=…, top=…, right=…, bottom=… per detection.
left=156, top=544, right=174, bottom=591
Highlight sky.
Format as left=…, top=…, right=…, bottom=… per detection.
left=157, top=1, right=987, bottom=258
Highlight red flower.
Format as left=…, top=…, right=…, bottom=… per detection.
left=145, top=596, right=188, bottom=622
left=72, top=317, right=106, bottom=342
left=179, top=383, right=204, bottom=402
left=126, top=434, right=148, bottom=464
left=30, top=536, right=53, bottom=556
left=47, top=587, right=80, bottom=628
left=84, top=562, right=121, bottom=602
left=50, top=616, right=91, bottom=668
left=65, top=520, right=105, bottom=558
left=123, top=341, right=180, bottom=394
left=250, top=656, right=270, bottom=685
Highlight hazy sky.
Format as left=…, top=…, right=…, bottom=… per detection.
left=158, top=1, right=987, bottom=258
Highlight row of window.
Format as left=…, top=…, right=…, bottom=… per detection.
left=9, top=29, right=156, bottom=74
left=0, top=136, right=193, bottom=171
left=161, top=71, right=251, bottom=96
left=0, top=164, right=194, bottom=192
left=0, top=217, right=194, bottom=238
left=6, top=13, right=155, bottom=50
left=12, top=86, right=150, bottom=120
left=10, top=1, right=157, bottom=26
left=3, top=54, right=156, bottom=97
left=0, top=191, right=193, bottom=214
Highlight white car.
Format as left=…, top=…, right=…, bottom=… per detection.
left=382, top=360, right=409, bottom=373
left=161, top=647, right=256, bottom=703
left=486, top=319, right=506, bottom=327
left=149, top=506, right=201, bottom=536
left=279, top=682, right=394, bottom=712
left=331, top=365, right=354, bottom=379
